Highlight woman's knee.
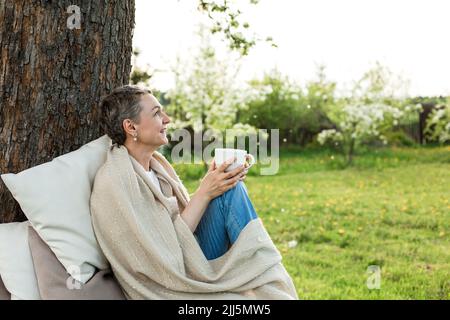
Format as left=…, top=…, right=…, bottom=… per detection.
left=223, top=182, right=257, bottom=219
left=212, top=181, right=257, bottom=221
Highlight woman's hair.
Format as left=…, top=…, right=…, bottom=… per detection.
left=99, top=85, right=152, bottom=146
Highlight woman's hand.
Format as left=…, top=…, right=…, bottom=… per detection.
left=197, top=157, right=247, bottom=201
left=181, top=158, right=249, bottom=232
left=241, top=161, right=250, bottom=181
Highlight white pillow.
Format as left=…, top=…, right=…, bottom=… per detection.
left=0, top=221, right=41, bottom=300
left=0, top=135, right=111, bottom=283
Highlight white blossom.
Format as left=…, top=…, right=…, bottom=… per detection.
left=317, top=129, right=343, bottom=145
left=317, top=103, right=404, bottom=146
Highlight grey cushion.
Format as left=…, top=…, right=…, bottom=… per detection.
left=28, top=226, right=125, bottom=300
left=0, top=275, right=10, bottom=300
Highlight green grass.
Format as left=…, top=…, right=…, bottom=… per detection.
left=178, top=145, right=450, bottom=299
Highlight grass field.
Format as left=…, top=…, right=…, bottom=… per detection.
left=177, top=145, right=450, bottom=299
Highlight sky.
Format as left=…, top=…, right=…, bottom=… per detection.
left=133, top=0, right=450, bottom=97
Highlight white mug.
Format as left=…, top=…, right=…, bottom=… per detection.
left=214, top=148, right=255, bottom=172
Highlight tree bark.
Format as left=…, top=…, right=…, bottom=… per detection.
left=0, top=0, right=135, bottom=222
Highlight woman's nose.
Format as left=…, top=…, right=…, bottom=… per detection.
left=163, top=113, right=171, bottom=124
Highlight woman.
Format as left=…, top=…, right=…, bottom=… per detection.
left=90, top=85, right=298, bottom=299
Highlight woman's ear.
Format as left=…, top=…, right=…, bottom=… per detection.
left=122, top=119, right=136, bottom=136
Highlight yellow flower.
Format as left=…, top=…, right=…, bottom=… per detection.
left=338, top=229, right=345, bottom=235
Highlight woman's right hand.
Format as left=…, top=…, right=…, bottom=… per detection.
left=197, top=157, right=247, bottom=201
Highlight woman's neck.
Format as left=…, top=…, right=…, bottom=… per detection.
left=124, top=142, right=157, bottom=171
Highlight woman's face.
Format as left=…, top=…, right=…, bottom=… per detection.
left=132, top=94, right=171, bottom=147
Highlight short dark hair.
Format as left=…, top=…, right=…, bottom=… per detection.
left=99, top=85, right=152, bottom=146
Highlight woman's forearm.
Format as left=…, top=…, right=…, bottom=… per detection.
left=180, top=190, right=211, bottom=233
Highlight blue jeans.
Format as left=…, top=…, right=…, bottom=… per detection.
left=194, top=181, right=258, bottom=260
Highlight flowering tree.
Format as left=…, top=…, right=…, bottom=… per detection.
left=317, top=63, right=418, bottom=165
left=163, top=26, right=257, bottom=161
left=425, top=99, right=450, bottom=144
left=318, top=103, right=406, bottom=165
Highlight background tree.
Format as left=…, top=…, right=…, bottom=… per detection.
left=317, top=62, right=418, bottom=165
left=197, top=0, right=276, bottom=55
left=425, top=99, right=450, bottom=144
left=242, top=66, right=337, bottom=146
left=164, top=26, right=257, bottom=164
left=0, top=0, right=135, bottom=222
left=129, top=47, right=153, bottom=86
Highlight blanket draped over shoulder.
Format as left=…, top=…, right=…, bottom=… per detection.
left=90, top=145, right=298, bottom=299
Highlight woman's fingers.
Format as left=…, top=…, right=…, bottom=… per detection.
left=224, top=171, right=245, bottom=186
left=223, top=179, right=240, bottom=192
left=217, top=157, right=235, bottom=172
left=224, top=164, right=245, bottom=178
left=207, top=159, right=216, bottom=172
left=214, top=172, right=246, bottom=196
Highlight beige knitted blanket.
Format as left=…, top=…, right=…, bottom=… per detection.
left=90, top=145, right=298, bottom=300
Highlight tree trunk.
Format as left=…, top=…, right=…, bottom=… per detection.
left=0, top=0, right=135, bottom=222
left=347, top=138, right=355, bottom=166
